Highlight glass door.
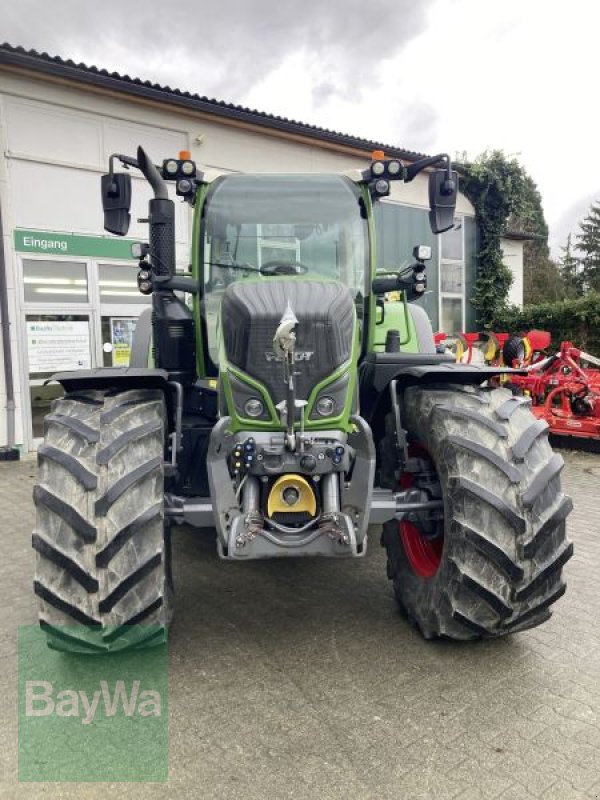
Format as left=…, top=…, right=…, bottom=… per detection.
left=97, top=262, right=151, bottom=367
left=26, top=312, right=94, bottom=439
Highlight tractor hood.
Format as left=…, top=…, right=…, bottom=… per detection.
left=221, top=279, right=355, bottom=406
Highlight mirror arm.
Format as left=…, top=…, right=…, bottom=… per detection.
left=405, top=153, right=452, bottom=184
left=152, top=274, right=199, bottom=294
left=107, top=151, right=168, bottom=200
left=106, top=153, right=140, bottom=197
left=108, top=153, right=139, bottom=177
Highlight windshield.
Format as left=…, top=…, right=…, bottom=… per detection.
left=200, top=173, right=368, bottom=368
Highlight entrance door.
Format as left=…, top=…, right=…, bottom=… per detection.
left=97, top=262, right=151, bottom=366
left=26, top=313, right=94, bottom=440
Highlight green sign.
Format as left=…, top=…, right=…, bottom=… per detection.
left=14, top=229, right=138, bottom=260
left=18, top=625, right=168, bottom=781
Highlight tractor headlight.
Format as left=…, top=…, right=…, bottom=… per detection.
left=164, top=159, right=179, bottom=175
left=414, top=245, right=432, bottom=261
left=180, top=160, right=195, bottom=176
left=315, top=396, right=336, bottom=417
left=371, top=161, right=385, bottom=176
left=374, top=179, right=390, bottom=195
left=244, top=398, right=265, bottom=418
left=177, top=178, right=194, bottom=196
left=387, top=159, right=402, bottom=175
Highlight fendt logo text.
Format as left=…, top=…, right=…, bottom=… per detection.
left=265, top=351, right=314, bottom=362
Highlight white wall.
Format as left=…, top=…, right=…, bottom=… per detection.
left=501, top=238, right=524, bottom=307
left=3, top=97, right=189, bottom=260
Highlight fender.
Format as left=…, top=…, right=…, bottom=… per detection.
left=358, top=351, right=525, bottom=425
left=47, top=368, right=177, bottom=440
left=48, top=367, right=170, bottom=393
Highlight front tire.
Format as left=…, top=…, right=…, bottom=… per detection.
left=33, top=388, right=172, bottom=653
left=383, top=385, right=573, bottom=640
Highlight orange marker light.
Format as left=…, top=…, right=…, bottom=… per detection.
left=371, top=150, right=385, bottom=161
left=179, top=150, right=192, bottom=160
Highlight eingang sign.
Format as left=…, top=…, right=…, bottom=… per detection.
left=14, top=229, right=138, bottom=260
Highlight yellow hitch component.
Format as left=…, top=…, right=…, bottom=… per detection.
left=267, top=475, right=317, bottom=517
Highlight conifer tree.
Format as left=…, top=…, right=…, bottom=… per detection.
left=559, top=233, right=583, bottom=297
left=576, top=201, right=600, bottom=292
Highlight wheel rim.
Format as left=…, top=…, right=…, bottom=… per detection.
left=397, top=444, right=444, bottom=579
left=399, top=520, right=443, bottom=578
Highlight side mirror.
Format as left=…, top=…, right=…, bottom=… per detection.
left=428, top=169, right=458, bottom=234
left=101, top=172, right=132, bottom=236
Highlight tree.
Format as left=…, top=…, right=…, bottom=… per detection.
left=461, top=152, right=555, bottom=325
left=509, top=174, right=563, bottom=304
left=559, top=233, right=583, bottom=298
left=576, top=201, right=600, bottom=293
left=460, top=151, right=525, bottom=328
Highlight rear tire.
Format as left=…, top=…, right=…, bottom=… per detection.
left=382, top=385, right=573, bottom=640
left=33, top=388, right=172, bottom=653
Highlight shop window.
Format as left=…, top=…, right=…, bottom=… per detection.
left=257, top=224, right=300, bottom=266
left=440, top=223, right=463, bottom=261
left=98, top=263, right=151, bottom=305
left=440, top=298, right=464, bottom=337
left=439, top=219, right=465, bottom=334
left=101, top=316, right=139, bottom=367
left=23, top=259, right=88, bottom=303
left=440, top=262, right=463, bottom=294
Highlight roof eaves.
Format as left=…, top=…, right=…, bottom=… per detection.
left=0, top=43, right=428, bottom=162
left=504, top=230, right=546, bottom=242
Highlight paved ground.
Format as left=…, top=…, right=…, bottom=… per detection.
left=0, top=449, right=599, bottom=799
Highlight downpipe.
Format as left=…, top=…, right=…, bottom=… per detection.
left=0, top=195, right=18, bottom=459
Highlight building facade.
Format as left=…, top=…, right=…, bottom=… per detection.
left=0, top=45, right=520, bottom=452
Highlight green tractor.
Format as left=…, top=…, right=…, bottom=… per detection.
left=33, top=146, right=573, bottom=652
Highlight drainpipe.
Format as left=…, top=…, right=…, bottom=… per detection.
left=0, top=195, right=19, bottom=461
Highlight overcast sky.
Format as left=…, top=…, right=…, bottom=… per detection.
left=1, top=0, right=598, bottom=255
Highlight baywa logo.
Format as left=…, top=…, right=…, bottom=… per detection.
left=19, top=625, right=168, bottom=782
left=25, top=679, right=162, bottom=725
left=265, top=350, right=314, bottom=362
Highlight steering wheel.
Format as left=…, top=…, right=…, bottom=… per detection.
left=259, top=260, right=309, bottom=276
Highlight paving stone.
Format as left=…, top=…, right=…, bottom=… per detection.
left=1, top=449, right=598, bottom=798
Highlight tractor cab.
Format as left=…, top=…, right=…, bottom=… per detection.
left=197, top=172, right=368, bottom=372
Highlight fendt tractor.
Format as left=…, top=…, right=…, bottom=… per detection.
left=33, top=146, right=573, bottom=652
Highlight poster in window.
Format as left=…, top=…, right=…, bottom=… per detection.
left=110, top=318, right=137, bottom=366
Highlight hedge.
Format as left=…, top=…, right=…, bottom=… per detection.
left=490, top=292, right=600, bottom=356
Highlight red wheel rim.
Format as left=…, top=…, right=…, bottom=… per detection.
left=397, top=443, right=443, bottom=579
left=399, top=520, right=443, bottom=579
